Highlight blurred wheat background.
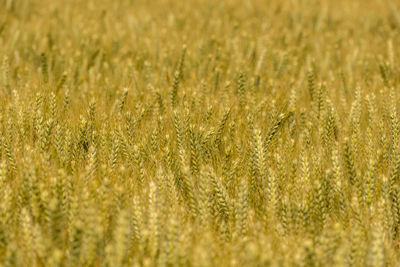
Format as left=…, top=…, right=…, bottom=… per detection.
left=0, top=0, right=400, bottom=266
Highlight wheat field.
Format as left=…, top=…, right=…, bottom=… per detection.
left=0, top=0, right=400, bottom=266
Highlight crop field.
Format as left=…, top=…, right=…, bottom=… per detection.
left=0, top=0, right=400, bottom=266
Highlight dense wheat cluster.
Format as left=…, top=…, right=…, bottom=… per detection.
left=1, top=0, right=400, bottom=266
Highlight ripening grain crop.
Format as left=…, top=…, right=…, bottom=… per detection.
left=0, top=0, right=400, bottom=266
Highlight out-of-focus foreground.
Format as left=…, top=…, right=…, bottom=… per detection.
left=0, top=0, right=400, bottom=266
